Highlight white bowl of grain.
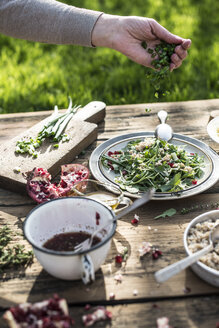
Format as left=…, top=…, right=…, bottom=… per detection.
left=184, top=210, right=219, bottom=287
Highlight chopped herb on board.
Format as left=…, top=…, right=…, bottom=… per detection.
left=15, top=97, right=80, bottom=158
left=0, top=225, right=33, bottom=273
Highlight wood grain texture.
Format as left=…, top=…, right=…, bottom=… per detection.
left=0, top=119, right=97, bottom=193
left=0, top=192, right=219, bottom=308
left=0, top=296, right=218, bottom=328
left=0, top=102, right=106, bottom=193
left=0, top=99, right=219, bottom=327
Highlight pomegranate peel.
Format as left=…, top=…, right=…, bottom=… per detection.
left=23, top=164, right=89, bottom=204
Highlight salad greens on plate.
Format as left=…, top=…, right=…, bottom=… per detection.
left=101, top=138, right=205, bottom=194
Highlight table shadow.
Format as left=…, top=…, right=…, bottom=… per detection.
left=25, top=231, right=130, bottom=305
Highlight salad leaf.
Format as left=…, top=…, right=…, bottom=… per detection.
left=101, top=138, right=205, bottom=193
left=154, top=208, right=177, bottom=220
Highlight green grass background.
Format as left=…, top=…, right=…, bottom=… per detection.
left=0, top=0, right=219, bottom=113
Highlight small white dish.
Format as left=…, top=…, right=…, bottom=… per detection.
left=184, top=210, right=219, bottom=287
left=207, top=116, right=219, bottom=143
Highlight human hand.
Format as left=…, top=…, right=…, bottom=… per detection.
left=92, top=14, right=191, bottom=70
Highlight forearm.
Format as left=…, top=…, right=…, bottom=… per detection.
left=0, top=0, right=102, bottom=46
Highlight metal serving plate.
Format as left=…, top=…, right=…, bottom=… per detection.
left=89, top=132, right=219, bottom=200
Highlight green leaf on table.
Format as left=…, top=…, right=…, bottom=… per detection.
left=154, top=208, right=177, bottom=220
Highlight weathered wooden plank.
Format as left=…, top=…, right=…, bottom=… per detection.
left=0, top=119, right=97, bottom=193
left=0, top=102, right=107, bottom=193
left=0, top=296, right=218, bottom=328
left=0, top=192, right=219, bottom=308
left=0, top=99, right=219, bottom=323
left=1, top=99, right=218, bottom=152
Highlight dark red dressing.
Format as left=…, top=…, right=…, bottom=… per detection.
left=43, top=231, right=101, bottom=252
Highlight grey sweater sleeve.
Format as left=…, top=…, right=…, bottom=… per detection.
left=0, top=0, right=103, bottom=46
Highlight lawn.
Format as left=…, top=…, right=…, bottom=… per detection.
left=0, top=0, right=218, bottom=113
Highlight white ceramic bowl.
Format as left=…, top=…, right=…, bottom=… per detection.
left=184, top=210, right=219, bottom=287
left=207, top=116, right=219, bottom=143
left=23, top=197, right=116, bottom=283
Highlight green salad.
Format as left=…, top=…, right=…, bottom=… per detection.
left=101, top=138, right=205, bottom=194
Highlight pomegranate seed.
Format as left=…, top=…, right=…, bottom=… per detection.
left=190, top=153, right=194, bottom=155
left=131, top=218, right=139, bottom=225
left=115, top=255, right=123, bottom=264
left=152, top=249, right=162, bottom=260
left=96, top=212, right=100, bottom=225
left=167, top=162, right=174, bottom=168
left=84, top=304, right=91, bottom=311
left=60, top=181, right=67, bottom=188
left=108, top=151, right=113, bottom=156
left=192, top=180, right=197, bottom=185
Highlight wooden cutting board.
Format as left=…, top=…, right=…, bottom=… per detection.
left=0, top=101, right=106, bottom=193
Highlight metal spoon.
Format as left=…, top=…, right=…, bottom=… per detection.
left=154, top=223, right=219, bottom=283
left=155, top=110, right=173, bottom=141
left=73, top=189, right=154, bottom=253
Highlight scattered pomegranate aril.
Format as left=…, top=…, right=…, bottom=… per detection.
left=96, top=212, right=100, bottom=225
left=131, top=218, right=139, bottom=225
left=115, top=255, right=123, bottom=264
left=84, top=304, right=91, bottom=311
left=152, top=249, right=162, bottom=260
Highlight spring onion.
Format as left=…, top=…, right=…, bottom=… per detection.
left=15, top=97, right=80, bottom=158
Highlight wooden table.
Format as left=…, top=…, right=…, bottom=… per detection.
left=0, top=99, right=219, bottom=327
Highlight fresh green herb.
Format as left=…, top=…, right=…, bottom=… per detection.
left=145, top=108, right=151, bottom=113
left=13, top=166, right=21, bottom=173
left=0, top=226, right=12, bottom=250
left=181, top=202, right=219, bottom=214
left=154, top=208, right=177, bottom=220
left=0, top=225, right=33, bottom=272
left=145, top=41, right=175, bottom=98
left=101, top=138, right=205, bottom=194
left=15, top=97, right=80, bottom=158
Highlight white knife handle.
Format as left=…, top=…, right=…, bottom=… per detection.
left=154, top=243, right=213, bottom=283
